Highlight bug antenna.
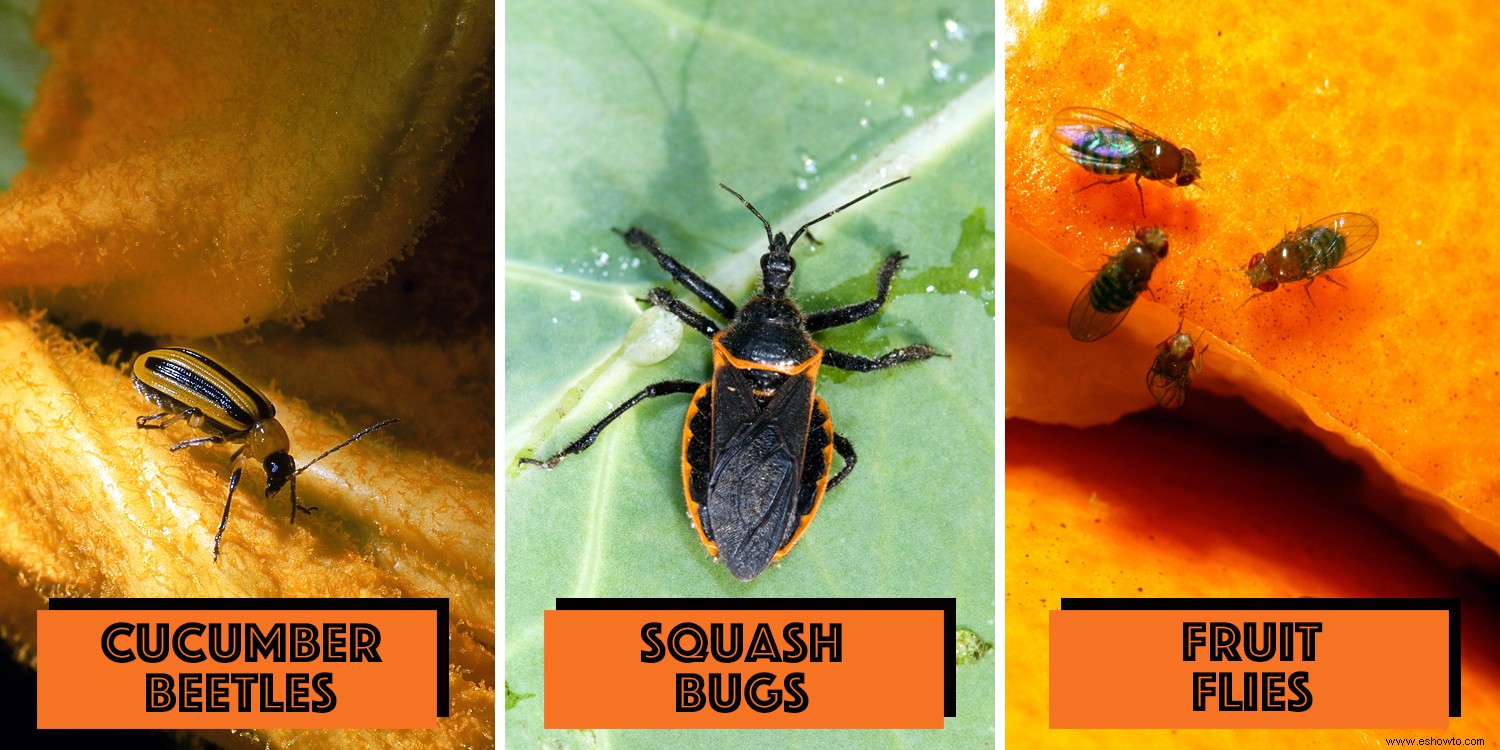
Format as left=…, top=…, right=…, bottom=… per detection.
left=719, top=184, right=775, bottom=248
left=786, top=176, right=911, bottom=249
left=295, top=417, right=401, bottom=476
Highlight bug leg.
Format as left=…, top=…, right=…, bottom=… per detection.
left=137, top=408, right=197, bottom=430
left=170, top=435, right=225, bottom=451
left=646, top=287, right=719, bottom=338
left=214, top=467, right=240, bottom=562
left=1073, top=175, right=1130, bottom=194
left=519, top=379, right=701, bottom=469
left=823, top=345, right=943, bottom=372
left=827, top=433, right=857, bottom=489
left=287, top=474, right=318, bottom=525
left=806, top=252, right=907, bottom=332
left=616, top=226, right=738, bottom=319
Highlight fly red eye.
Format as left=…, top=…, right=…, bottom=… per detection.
left=1257, top=280, right=1279, bottom=292
left=1248, top=252, right=1265, bottom=270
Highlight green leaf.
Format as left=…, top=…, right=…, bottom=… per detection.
left=505, top=0, right=994, bottom=745
left=0, top=0, right=45, bottom=190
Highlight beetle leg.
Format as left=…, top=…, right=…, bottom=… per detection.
left=823, top=345, right=942, bottom=372
left=616, top=226, right=738, bottom=319
left=647, top=287, right=719, bottom=338
left=213, top=467, right=240, bottom=562
left=519, top=379, right=701, bottom=469
left=806, top=252, right=907, bottom=332
left=170, top=435, right=225, bottom=452
left=137, top=408, right=198, bottom=430
left=286, top=474, right=318, bottom=524
left=827, top=433, right=857, bottom=489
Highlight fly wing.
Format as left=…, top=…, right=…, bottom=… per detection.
left=1317, top=213, right=1380, bottom=269
left=707, top=368, right=815, bottom=581
left=1147, top=366, right=1188, bottom=409
left=1051, top=106, right=1149, bottom=172
left=1067, top=273, right=1131, bottom=342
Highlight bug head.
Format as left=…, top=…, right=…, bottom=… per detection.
left=1242, top=255, right=1278, bottom=292
left=1135, top=226, right=1170, bottom=257
left=263, top=451, right=296, bottom=497
left=1176, top=149, right=1200, bottom=187
left=720, top=177, right=912, bottom=300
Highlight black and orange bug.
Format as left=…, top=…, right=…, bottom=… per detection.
left=1068, top=226, right=1170, bottom=342
left=1147, top=318, right=1209, bottom=409
left=1051, top=107, right=1201, bottom=215
left=519, top=178, right=938, bottom=580
left=132, top=347, right=399, bottom=561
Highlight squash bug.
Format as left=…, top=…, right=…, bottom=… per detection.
left=520, top=178, right=939, bottom=580
left=132, top=347, right=399, bottom=561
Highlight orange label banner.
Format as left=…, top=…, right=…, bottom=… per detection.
left=1050, top=598, right=1458, bottom=729
left=545, top=599, right=955, bottom=729
left=38, top=599, right=447, bottom=729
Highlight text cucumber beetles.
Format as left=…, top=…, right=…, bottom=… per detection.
left=132, top=347, right=398, bottom=561
left=521, top=177, right=940, bottom=581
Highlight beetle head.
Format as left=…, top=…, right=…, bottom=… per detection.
left=263, top=451, right=296, bottom=497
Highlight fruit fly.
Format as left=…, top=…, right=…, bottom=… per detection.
left=1245, top=213, right=1379, bottom=300
left=1147, top=318, right=1209, bottom=409
left=1068, top=226, right=1170, bottom=342
left=1051, top=107, right=1201, bottom=215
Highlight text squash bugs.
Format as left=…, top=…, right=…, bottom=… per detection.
left=520, top=178, right=938, bottom=581
left=132, top=347, right=398, bottom=560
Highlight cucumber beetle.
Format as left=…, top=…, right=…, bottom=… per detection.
left=520, top=178, right=939, bottom=581
left=1147, top=317, right=1209, bottom=409
left=1051, top=107, right=1201, bottom=215
left=132, top=347, right=398, bottom=561
left=1245, top=213, right=1379, bottom=301
left=1068, top=226, right=1170, bottom=342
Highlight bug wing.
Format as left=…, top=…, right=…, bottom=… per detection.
left=1051, top=107, right=1150, bottom=170
left=706, top=370, right=815, bottom=581
left=1315, top=213, right=1380, bottom=268
left=1146, top=363, right=1189, bottom=409
left=1067, top=274, right=1131, bottom=342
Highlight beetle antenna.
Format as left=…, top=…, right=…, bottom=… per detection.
left=295, top=417, right=401, bottom=476
left=786, top=176, right=910, bottom=250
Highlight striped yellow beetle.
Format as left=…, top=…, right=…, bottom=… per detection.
left=132, top=347, right=398, bottom=560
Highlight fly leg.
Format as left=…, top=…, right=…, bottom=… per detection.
left=806, top=252, right=907, bottom=331
left=1074, top=174, right=1144, bottom=216
left=519, top=380, right=701, bottom=469
left=616, top=226, right=737, bottom=319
